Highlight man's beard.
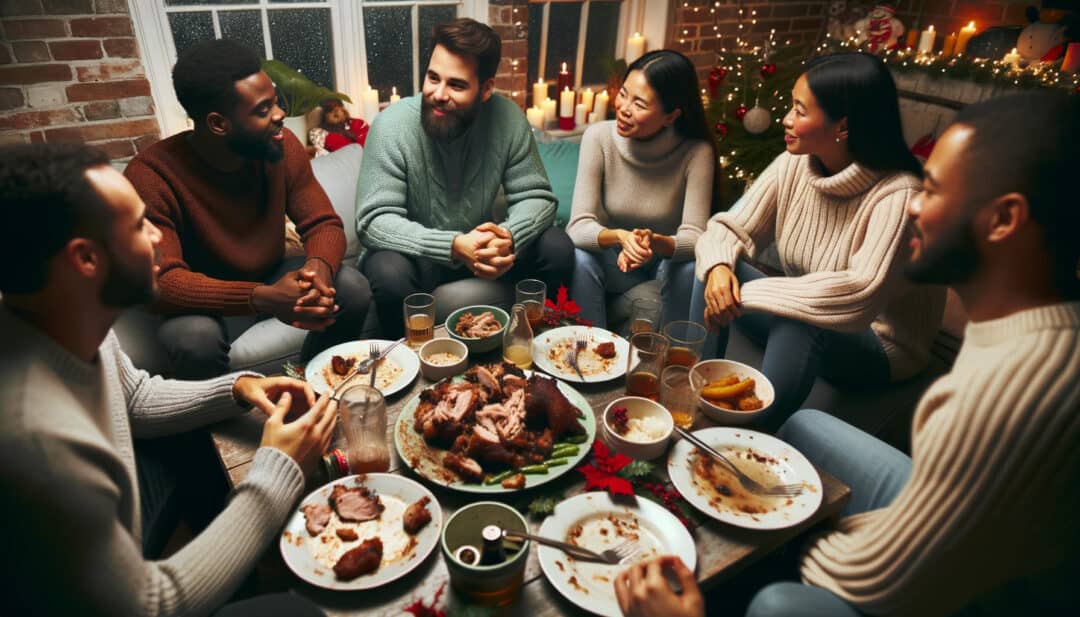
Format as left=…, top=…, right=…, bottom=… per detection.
left=421, top=96, right=479, bottom=141
left=100, top=246, right=158, bottom=308
left=904, top=215, right=980, bottom=286
left=226, top=124, right=284, bottom=162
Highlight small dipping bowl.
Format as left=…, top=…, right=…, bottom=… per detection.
left=602, top=396, right=674, bottom=460
left=418, top=338, right=469, bottom=381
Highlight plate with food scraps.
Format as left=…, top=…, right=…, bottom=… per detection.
left=538, top=492, right=697, bottom=617
left=394, top=362, right=597, bottom=494
left=667, top=427, right=822, bottom=530
left=279, top=473, right=442, bottom=590
left=306, top=339, right=419, bottom=397
left=533, top=325, right=629, bottom=383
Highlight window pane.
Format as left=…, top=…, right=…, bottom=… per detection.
left=544, top=2, right=582, bottom=82
left=166, top=0, right=254, bottom=5
left=270, top=0, right=326, bottom=3
left=582, top=1, right=620, bottom=85
left=364, top=6, right=412, bottom=99
left=168, top=11, right=214, bottom=59
left=268, top=8, right=334, bottom=89
left=526, top=3, right=543, bottom=93
left=219, top=10, right=265, bottom=57
left=418, top=4, right=458, bottom=68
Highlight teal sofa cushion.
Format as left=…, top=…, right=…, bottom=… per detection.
left=536, top=140, right=580, bottom=227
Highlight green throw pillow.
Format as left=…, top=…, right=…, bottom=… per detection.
left=536, top=140, right=580, bottom=227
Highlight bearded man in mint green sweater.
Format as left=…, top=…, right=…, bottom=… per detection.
left=355, top=18, right=574, bottom=336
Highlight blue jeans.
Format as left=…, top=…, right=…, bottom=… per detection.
left=689, top=261, right=891, bottom=431
left=746, top=409, right=913, bottom=617
left=571, top=248, right=696, bottom=329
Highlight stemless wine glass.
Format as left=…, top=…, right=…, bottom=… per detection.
left=626, top=332, right=669, bottom=401
left=515, top=279, right=546, bottom=332
left=661, top=365, right=698, bottom=429
left=339, top=384, right=390, bottom=473
left=403, top=293, right=435, bottom=349
left=662, top=320, right=707, bottom=367
left=627, top=297, right=662, bottom=336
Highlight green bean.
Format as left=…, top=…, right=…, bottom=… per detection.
left=519, top=463, right=550, bottom=474
left=484, top=470, right=514, bottom=485
left=557, top=434, right=588, bottom=445
left=551, top=445, right=579, bottom=458
left=546, top=457, right=569, bottom=467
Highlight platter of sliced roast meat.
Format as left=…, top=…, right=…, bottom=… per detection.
left=394, top=362, right=597, bottom=493
left=279, top=474, right=441, bottom=590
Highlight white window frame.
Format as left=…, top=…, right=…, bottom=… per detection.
left=531, top=0, right=666, bottom=89
left=131, top=0, right=488, bottom=138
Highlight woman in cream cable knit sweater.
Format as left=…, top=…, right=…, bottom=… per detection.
left=567, top=50, right=716, bottom=328
left=691, top=53, right=945, bottom=429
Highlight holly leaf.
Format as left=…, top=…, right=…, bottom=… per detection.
left=526, top=495, right=561, bottom=518
left=282, top=361, right=304, bottom=381
left=617, top=459, right=655, bottom=480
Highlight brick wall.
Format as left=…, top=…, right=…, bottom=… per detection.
left=489, top=0, right=528, bottom=108
left=668, top=0, right=829, bottom=82
left=0, top=0, right=160, bottom=163
left=895, top=0, right=1029, bottom=49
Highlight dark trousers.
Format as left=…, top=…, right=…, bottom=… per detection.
left=157, top=258, right=372, bottom=379
left=363, top=227, right=575, bottom=338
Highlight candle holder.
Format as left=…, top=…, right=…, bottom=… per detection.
left=559, top=116, right=575, bottom=131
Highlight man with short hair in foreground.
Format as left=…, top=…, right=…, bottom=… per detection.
left=0, top=144, right=334, bottom=617
left=617, top=92, right=1080, bottom=617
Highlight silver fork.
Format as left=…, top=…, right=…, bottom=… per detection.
left=674, top=426, right=804, bottom=497
left=367, top=342, right=379, bottom=387
left=502, top=529, right=637, bottom=565
left=567, top=332, right=588, bottom=381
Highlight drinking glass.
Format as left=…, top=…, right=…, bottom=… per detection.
left=627, top=297, right=662, bottom=336
left=662, top=320, right=707, bottom=367
left=339, top=384, right=390, bottom=473
left=403, top=293, right=435, bottom=349
left=661, top=365, right=698, bottom=429
left=626, top=332, right=669, bottom=401
left=515, top=279, right=546, bottom=332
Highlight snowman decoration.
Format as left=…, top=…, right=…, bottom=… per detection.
left=855, top=4, right=905, bottom=52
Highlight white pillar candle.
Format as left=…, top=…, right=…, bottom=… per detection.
left=361, top=87, right=380, bottom=122
left=526, top=106, right=545, bottom=130
left=389, top=86, right=401, bottom=105
left=532, top=79, right=548, bottom=106
left=541, top=98, right=557, bottom=123
left=593, top=90, right=609, bottom=119
left=626, top=32, right=646, bottom=64
left=955, top=21, right=976, bottom=56
left=917, top=25, right=936, bottom=54
left=559, top=87, right=575, bottom=118
left=574, top=103, right=587, bottom=126
left=580, top=87, right=594, bottom=114
left=1002, top=47, right=1021, bottom=69
left=588, top=111, right=602, bottom=124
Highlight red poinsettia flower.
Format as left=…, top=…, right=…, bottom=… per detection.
left=577, top=441, right=634, bottom=496
left=544, top=284, right=591, bottom=328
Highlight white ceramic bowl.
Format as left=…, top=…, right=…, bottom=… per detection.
left=689, top=359, right=774, bottom=425
left=418, top=338, right=469, bottom=382
left=602, top=396, right=673, bottom=460
left=445, top=305, right=509, bottom=354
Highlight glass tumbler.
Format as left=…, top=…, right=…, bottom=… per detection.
left=339, top=384, right=390, bottom=473
left=626, top=332, right=669, bottom=401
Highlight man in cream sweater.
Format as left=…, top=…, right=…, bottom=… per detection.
left=0, top=144, right=336, bottom=616
left=616, top=94, right=1079, bottom=617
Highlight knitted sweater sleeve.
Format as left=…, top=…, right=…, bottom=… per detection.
left=565, top=124, right=609, bottom=251
left=694, top=154, right=782, bottom=281
left=500, top=109, right=558, bottom=252
left=739, top=184, right=914, bottom=332
left=354, top=109, right=459, bottom=263
left=671, top=141, right=714, bottom=262
left=124, top=158, right=260, bottom=315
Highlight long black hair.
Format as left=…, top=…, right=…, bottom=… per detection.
left=625, top=49, right=721, bottom=207
left=803, top=52, right=922, bottom=177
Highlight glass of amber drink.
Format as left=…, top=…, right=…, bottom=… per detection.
left=339, top=384, right=390, bottom=473
left=626, top=332, right=669, bottom=401
left=515, top=279, right=546, bottom=331
left=662, top=320, right=707, bottom=367
left=661, top=365, right=697, bottom=429
left=403, top=293, right=435, bottom=349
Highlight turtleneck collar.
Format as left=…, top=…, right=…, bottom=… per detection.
left=612, top=123, right=685, bottom=164
left=805, top=156, right=883, bottom=198
left=965, top=301, right=1080, bottom=348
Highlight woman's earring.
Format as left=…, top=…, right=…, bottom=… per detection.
left=835, top=136, right=841, bottom=143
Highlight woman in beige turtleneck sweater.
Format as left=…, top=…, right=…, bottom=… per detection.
left=690, top=53, right=945, bottom=430
left=567, top=50, right=717, bottom=328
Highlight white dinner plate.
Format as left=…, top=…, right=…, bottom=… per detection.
left=667, top=427, right=823, bottom=530
left=279, top=474, right=442, bottom=590
left=538, top=492, right=697, bottom=617
left=306, top=339, right=419, bottom=397
left=533, top=325, right=629, bottom=383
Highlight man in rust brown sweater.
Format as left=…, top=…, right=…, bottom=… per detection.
left=125, top=40, right=370, bottom=378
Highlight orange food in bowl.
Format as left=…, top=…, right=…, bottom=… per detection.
left=701, top=375, right=764, bottom=412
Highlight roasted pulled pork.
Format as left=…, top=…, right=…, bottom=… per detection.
left=454, top=311, right=502, bottom=338
left=330, top=485, right=384, bottom=523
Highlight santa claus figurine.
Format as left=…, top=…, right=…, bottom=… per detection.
left=311, top=99, right=369, bottom=153
left=855, top=4, right=905, bottom=52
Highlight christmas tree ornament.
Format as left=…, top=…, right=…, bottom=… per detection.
left=714, top=120, right=729, bottom=139
left=742, top=106, right=771, bottom=134
left=734, top=104, right=749, bottom=120
left=759, top=63, right=777, bottom=78
left=707, top=66, right=729, bottom=97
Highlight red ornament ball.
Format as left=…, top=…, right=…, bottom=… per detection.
left=707, top=66, right=729, bottom=97
left=734, top=104, right=749, bottom=120
left=714, top=121, right=728, bottom=138
left=760, top=63, right=777, bottom=79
